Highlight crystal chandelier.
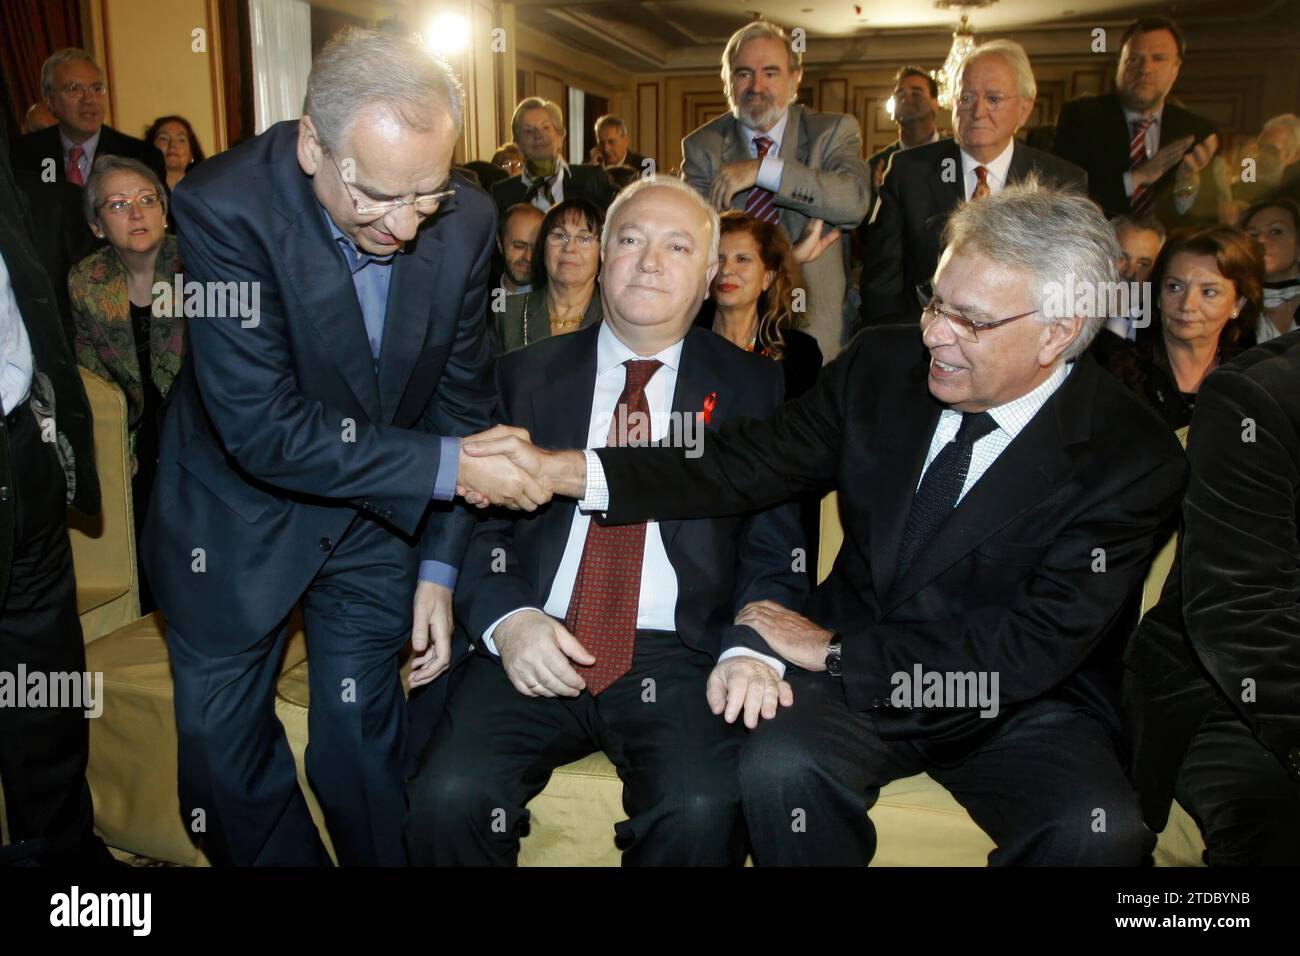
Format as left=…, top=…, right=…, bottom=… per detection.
left=934, top=15, right=976, bottom=109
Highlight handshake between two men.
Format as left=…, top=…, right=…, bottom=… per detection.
left=447, top=423, right=827, bottom=729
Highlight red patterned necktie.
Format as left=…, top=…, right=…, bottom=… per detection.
left=565, top=359, right=663, bottom=695
left=67, top=145, right=85, bottom=186
left=1129, top=117, right=1155, bottom=216
left=971, top=164, right=990, bottom=200
left=744, top=135, right=780, bottom=224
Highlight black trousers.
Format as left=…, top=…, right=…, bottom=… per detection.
left=406, top=629, right=747, bottom=866
left=0, top=407, right=108, bottom=865
left=1175, top=702, right=1300, bottom=866
left=739, top=669, right=1153, bottom=866
left=165, top=513, right=418, bottom=866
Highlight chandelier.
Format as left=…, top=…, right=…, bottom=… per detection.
left=934, top=15, right=976, bottom=109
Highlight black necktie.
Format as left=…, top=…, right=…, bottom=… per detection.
left=896, top=411, right=999, bottom=579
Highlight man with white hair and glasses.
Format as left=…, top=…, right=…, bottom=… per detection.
left=460, top=181, right=1188, bottom=865
left=143, top=28, right=533, bottom=866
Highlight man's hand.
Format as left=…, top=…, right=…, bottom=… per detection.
left=456, top=424, right=550, bottom=511
left=1179, top=133, right=1219, bottom=176
left=1131, top=134, right=1196, bottom=190
left=408, top=580, right=453, bottom=690
left=494, top=609, right=596, bottom=697
left=735, top=600, right=834, bottom=672
left=707, top=656, right=793, bottom=728
left=462, top=431, right=588, bottom=508
left=709, top=158, right=762, bottom=211
left=792, top=218, right=841, bottom=265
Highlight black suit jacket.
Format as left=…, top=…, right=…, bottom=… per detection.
left=1126, top=331, right=1300, bottom=827
left=457, top=323, right=807, bottom=662
left=142, top=120, right=496, bottom=646
left=0, top=121, right=100, bottom=599
left=10, top=123, right=166, bottom=186
left=490, top=163, right=616, bottom=217
left=1051, top=92, right=1217, bottom=221
left=859, top=139, right=1087, bottom=325
left=594, top=326, right=1187, bottom=762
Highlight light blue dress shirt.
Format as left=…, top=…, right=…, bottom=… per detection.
left=0, top=250, right=35, bottom=416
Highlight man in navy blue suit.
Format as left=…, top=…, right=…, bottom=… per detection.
left=142, top=28, right=537, bottom=866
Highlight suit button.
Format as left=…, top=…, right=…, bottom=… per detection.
left=319, top=537, right=332, bottom=552
left=0, top=486, right=9, bottom=501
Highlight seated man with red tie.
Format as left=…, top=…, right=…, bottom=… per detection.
left=405, top=176, right=807, bottom=866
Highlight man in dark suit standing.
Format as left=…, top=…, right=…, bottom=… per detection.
left=1126, top=331, right=1300, bottom=865
left=590, top=114, right=651, bottom=174
left=1052, top=16, right=1218, bottom=226
left=407, top=177, right=806, bottom=865
left=463, top=182, right=1188, bottom=865
left=10, top=49, right=165, bottom=187
left=867, top=66, right=942, bottom=193
left=861, top=40, right=1086, bottom=327
left=142, top=28, right=536, bottom=867
left=490, top=98, right=615, bottom=217
left=0, top=117, right=108, bottom=866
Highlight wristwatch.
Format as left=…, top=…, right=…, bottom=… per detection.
left=824, top=632, right=843, bottom=677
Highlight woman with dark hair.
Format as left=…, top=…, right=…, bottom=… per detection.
left=493, top=197, right=603, bottom=352
left=1095, top=225, right=1262, bottom=430
left=698, top=211, right=832, bottom=399
left=145, top=114, right=205, bottom=190
left=1242, top=198, right=1300, bottom=342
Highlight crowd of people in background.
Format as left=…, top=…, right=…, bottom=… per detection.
left=2, top=12, right=1299, bottom=869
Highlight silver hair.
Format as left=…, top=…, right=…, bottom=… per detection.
left=721, top=21, right=803, bottom=98
left=84, top=155, right=168, bottom=224
left=594, top=114, right=627, bottom=137
left=942, top=177, right=1119, bottom=360
left=959, top=39, right=1037, bottom=102
left=41, top=48, right=101, bottom=98
left=600, top=175, right=720, bottom=265
left=1261, top=113, right=1300, bottom=162
left=511, top=97, right=565, bottom=142
left=303, top=28, right=463, bottom=155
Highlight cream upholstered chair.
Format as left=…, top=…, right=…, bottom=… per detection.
left=67, top=368, right=139, bottom=644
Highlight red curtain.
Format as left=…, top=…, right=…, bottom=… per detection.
left=0, top=0, right=84, bottom=133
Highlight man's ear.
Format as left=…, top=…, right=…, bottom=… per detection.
left=706, top=259, right=720, bottom=287
left=1039, top=314, right=1084, bottom=366
left=297, top=116, right=322, bottom=176
left=1016, top=97, right=1036, bottom=132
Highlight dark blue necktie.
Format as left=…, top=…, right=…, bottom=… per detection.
left=897, top=411, right=999, bottom=578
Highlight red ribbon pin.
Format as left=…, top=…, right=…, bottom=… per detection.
left=702, top=391, right=718, bottom=425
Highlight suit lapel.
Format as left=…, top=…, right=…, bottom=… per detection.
left=377, top=228, right=443, bottom=422
left=661, top=331, right=713, bottom=551
left=1008, top=140, right=1034, bottom=183
left=928, top=139, right=965, bottom=213
left=883, top=363, right=1093, bottom=611
left=279, top=202, right=381, bottom=420
left=531, top=325, right=600, bottom=587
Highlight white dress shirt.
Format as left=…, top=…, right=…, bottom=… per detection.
left=1257, top=313, right=1298, bottom=344
left=60, top=128, right=100, bottom=182
left=519, top=156, right=569, bottom=213
left=0, top=251, right=35, bottom=416
left=919, top=362, right=1072, bottom=502
left=959, top=139, right=1015, bottom=200
left=740, top=109, right=791, bottom=194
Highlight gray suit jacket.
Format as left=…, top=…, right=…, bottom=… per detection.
left=682, top=104, right=872, bottom=360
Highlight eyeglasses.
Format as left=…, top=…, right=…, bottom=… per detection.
left=96, top=192, right=162, bottom=216
left=546, top=230, right=597, bottom=249
left=327, top=151, right=454, bottom=217
left=58, top=81, right=106, bottom=97
left=916, top=283, right=1038, bottom=342
left=955, top=91, right=1015, bottom=113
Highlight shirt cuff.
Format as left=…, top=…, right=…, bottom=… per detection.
left=1122, top=171, right=1136, bottom=198
left=1174, top=187, right=1198, bottom=216
left=756, top=155, right=785, bottom=193
left=578, top=448, right=609, bottom=512
left=431, top=436, right=461, bottom=501
left=718, top=646, right=788, bottom=680
left=479, top=606, right=544, bottom=656
left=417, top=560, right=458, bottom=590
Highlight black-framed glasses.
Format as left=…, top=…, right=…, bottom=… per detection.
left=916, top=283, right=1038, bottom=342
left=326, top=151, right=454, bottom=217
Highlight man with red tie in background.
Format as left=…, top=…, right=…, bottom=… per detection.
left=1051, top=16, right=1218, bottom=226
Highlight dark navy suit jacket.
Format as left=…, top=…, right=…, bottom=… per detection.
left=143, top=120, right=496, bottom=647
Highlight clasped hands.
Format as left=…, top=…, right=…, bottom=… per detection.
left=456, top=425, right=586, bottom=511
